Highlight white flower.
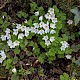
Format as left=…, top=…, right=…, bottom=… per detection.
left=50, top=36, right=55, bottom=42
left=26, top=27, right=31, bottom=32
left=30, top=27, right=35, bottom=33
left=52, top=18, right=58, bottom=23
left=50, top=30, right=56, bottom=34
left=39, top=16, right=43, bottom=21
left=5, top=28, right=10, bottom=34
left=13, top=40, right=20, bottom=46
left=60, top=41, right=69, bottom=48
left=30, top=27, right=38, bottom=34
left=67, top=20, right=73, bottom=25
left=48, top=8, right=54, bottom=14
left=5, top=33, right=11, bottom=40
left=45, top=40, right=51, bottom=46
left=2, top=15, right=5, bottom=19
left=33, top=23, right=39, bottom=28
left=0, top=50, right=6, bottom=59
left=0, top=50, right=6, bottom=63
left=7, top=39, right=12, bottom=46
left=12, top=68, right=17, bottom=73
left=42, top=35, right=48, bottom=41
left=50, top=13, right=55, bottom=20
left=38, top=29, right=44, bottom=35
left=60, top=46, right=66, bottom=51
left=60, top=41, right=69, bottom=51
left=1, top=35, right=6, bottom=41
left=18, top=33, right=24, bottom=39
left=45, top=28, right=50, bottom=33
left=12, top=23, right=15, bottom=25
left=13, top=29, right=18, bottom=36
left=39, top=21, right=45, bottom=28
left=7, top=40, right=15, bottom=48
left=50, top=23, right=56, bottom=29
left=16, top=24, right=21, bottom=30
left=21, top=25, right=26, bottom=32
left=0, top=58, right=3, bottom=63
left=24, top=20, right=27, bottom=23
left=43, top=23, right=49, bottom=33
left=34, top=11, right=39, bottom=16
left=25, top=29, right=29, bottom=37
left=45, top=13, right=51, bottom=20
left=66, top=55, right=71, bottom=59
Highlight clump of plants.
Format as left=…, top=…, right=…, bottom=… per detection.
left=0, top=1, right=74, bottom=80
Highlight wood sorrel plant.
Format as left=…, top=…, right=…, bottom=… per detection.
left=0, top=2, right=72, bottom=66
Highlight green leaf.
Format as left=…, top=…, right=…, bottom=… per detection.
left=62, top=34, right=68, bottom=41
left=7, top=59, right=12, bottom=64
left=11, top=74, right=19, bottom=80
left=13, top=56, right=18, bottom=64
left=11, top=35, right=17, bottom=42
left=30, top=2, right=38, bottom=13
left=3, top=59, right=12, bottom=69
left=29, top=67, right=34, bottom=73
left=63, top=73, right=69, bottom=80
left=74, top=57, right=80, bottom=67
left=17, top=11, right=28, bottom=18
left=38, top=54, right=46, bottom=63
left=60, top=75, right=65, bottom=80
left=58, top=49, right=64, bottom=54
left=33, top=47, right=40, bottom=56
left=56, top=21, right=62, bottom=29
left=71, top=44, right=79, bottom=52
left=0, top=43, right=9, bottom=51
left=38, top=69, right=44, bottom=77
left=20, top=43, right=26, bottom=50
left=47, top=48, right=55, bottom=56
left=71, top=7, right=80, bottom=26
left=48, top=56, right=56, bottom=63
left=60, top=15, right=66, bottom=21
left=38, top=6, right=44, bottom=15
left=0, top=19, right=3, bottom=24
left=1, top=21, right=10, bottom=28
left=28, top=41, right=34, bottom=47
left=58, top=54, right=64, bottom=58
left=53, top=5, right=59, bottom=12
left=74, top=15, right=80, bottom=26
left=40, top=41, right=46, bottom=48
left=14, top=47, right=20, bottom=54
left=71, top=7, right=79, bottom=15
left=27, top=19, right=32, bottom=26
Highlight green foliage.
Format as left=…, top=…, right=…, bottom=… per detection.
left=74, top=57, right=80, bottom=67
left=71, top=44, right=80, bottom=52
left=38, top=68, right=44, bottom=77
left=3, top=59, right=13, bottom=69
left=0, top=43, right=9, bottom=51
left=0, top=18, right=3, bottom=24
left=30, top=2, right=38, bottom=13
left=18, top=66, right=34, bottom=76
left=17, top=11, right=28, bottom=18
left=60, top=73, right=70, bottom=80
left=11, top=74, right=19, bottom=80
left=38, top=6, right=45, bottom=15
left=0, top=1, right=74, bottom=79
left=1, top=21, right=10, bottom=30
left=38, top=53, right=46, bottom=63
left=71, top=7, right=80, bottom=26
left=40, top=41, right=46, bottom=48
left=14, top=47, right=20, bottom=54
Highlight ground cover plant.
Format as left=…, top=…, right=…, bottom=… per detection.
left=0, top=0, right=80, bottom=80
